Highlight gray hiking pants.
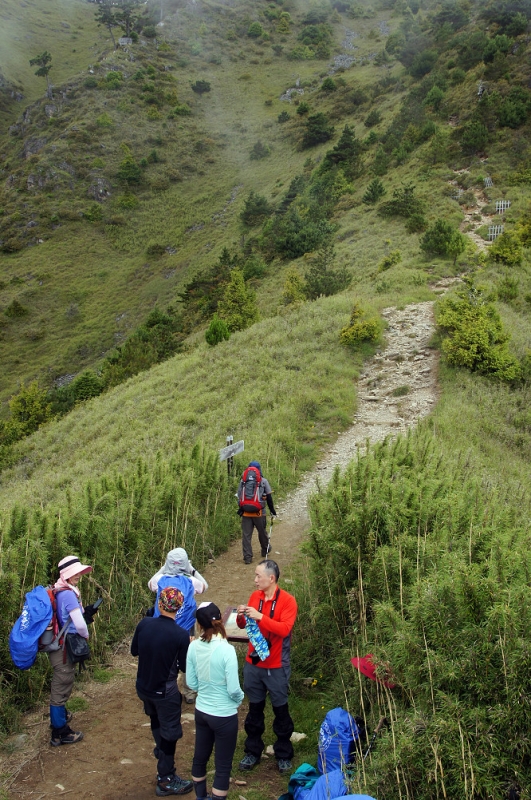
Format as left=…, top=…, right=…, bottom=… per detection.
left=241, top=515, right=268, bottom=563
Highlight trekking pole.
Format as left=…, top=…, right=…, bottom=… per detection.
left=267, top=516, right=273, bottom=555
left=363, top=716, right=387, bottom=761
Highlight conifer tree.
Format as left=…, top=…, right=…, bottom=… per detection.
left=322, top=125, right=363, bottom=179
left=29, top=52, right=53, bottom=99
left=218, top=270, right=259, bottom=332
left=362, top=178, right=386, bottom=205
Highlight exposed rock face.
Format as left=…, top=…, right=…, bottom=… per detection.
left=87, top=177, right=112, bottom=201
left=23, top=138, right=48, bottom=158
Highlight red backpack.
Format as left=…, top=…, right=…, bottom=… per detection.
left=238, top=466, right=264, bottom=514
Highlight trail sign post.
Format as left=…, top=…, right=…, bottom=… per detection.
left=219, top=437, right=244, bottom=476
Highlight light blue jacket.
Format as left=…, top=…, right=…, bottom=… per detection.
left=186, top=636, right=244, bottom=717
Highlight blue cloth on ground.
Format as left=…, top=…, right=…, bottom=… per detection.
left=342, top=795, right=377, bottom=800
left=307, top=769, right=348, bottom=800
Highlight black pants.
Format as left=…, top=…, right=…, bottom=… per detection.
left=244, top=700, right=294, bottom=761
left=138, top=691, right=183, bottom=780
left=192, top=709, right=239, bottom=792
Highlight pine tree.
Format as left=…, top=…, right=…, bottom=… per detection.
left=323, top=125, right=363, bottom=179
left=29, top=52, right=53, bottom=99
left=372, top=144, right=390, bottom=176
left=304, top=243, right=352, bottom=300
left=95, top=2, right=119, bottom=48
left=218, top=270, right=259, bottom=332
left=362, top=178, right=386, bottom=205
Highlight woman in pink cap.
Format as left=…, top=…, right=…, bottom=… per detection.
left=49, top=555, right=94, bottom=747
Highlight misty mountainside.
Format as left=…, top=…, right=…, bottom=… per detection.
left=1, top=0, right=531, bottom=416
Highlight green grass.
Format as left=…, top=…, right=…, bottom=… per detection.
left=66, top=696, right=89, bottom=713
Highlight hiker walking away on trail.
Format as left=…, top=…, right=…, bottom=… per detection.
left=238, top=461, right=277, bottom=565
left=50, top=555, right=99, bottom=747
left=131, top=587, right=194, bottom=798
left=236, top=559, right=297, bottom=775
left=186, top=603, right=244, bottom=800
left=148, top=547, right=208, bottom=704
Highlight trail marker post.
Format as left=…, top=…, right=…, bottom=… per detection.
left=219, top=437, right=244, bottom=476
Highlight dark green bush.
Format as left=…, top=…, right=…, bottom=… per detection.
left=379, top=182, right=424, bottom=218
left=460, top=120, right=489, bottom=154
left=364, top=109, right=382, bottom=128
left=205, top=314, right=230, bottom=346
left=4, top=299, right=28, bottom=318
left=304, top=242, right=351, bottom=300
left=320, top=77, right=337, bottom=93
left=240, top=191, right=272, bottom=227
left=302, top=113, right=335, bottom=148
left=362, top=178, right=386, bottom=204
left=278, top=110, right=291, bottom=123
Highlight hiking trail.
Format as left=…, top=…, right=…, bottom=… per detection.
left=4, top=278, right=455, bottom=800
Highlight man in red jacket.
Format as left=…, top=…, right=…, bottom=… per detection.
left=236, top=560, right=297, bottom=775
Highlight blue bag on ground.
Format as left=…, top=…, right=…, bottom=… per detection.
left=318, top=707, right=361, bottom=774
left=342, top=796, right=377, bottom=800
left=279, top=766, right=347, bottom=800
left=278, top=763, right=320, bottom=800
left=307, top=769, right=348, bottom=800
left=9, top=586, right=53, bottom=670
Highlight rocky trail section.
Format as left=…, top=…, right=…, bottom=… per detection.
left=4, top=282, right=454, bottom=800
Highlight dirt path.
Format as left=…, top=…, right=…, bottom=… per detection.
left=4, top=282, right=451, bottom=800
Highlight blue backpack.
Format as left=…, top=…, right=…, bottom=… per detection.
left=318, top=707, right=361, bottom=774
left=9, top=586, right=54, bottom=670
left=154, top=575, right=196, bottom=632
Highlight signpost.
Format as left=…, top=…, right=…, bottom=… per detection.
left=219, top=437, right=244, bottom=476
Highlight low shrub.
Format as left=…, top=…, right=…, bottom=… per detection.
left=378, top=250, right=401, bottom=271
left=205, top=314, right=230, bottom=346
left=437, top=284, right=521, bottom=382
left=339, top=304, right=381, bottom=345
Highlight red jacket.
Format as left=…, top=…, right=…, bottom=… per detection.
left=237, top=588, right=297, bottom=669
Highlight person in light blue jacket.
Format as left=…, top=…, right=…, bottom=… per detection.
left=186, top=603, right=244, bottom=800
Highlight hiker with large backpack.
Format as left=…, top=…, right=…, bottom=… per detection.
left=49, top=555, right=97, bottom=746
left=237, top=461, right=277, bottom=565
left=148, top=548, right=208, bottom=704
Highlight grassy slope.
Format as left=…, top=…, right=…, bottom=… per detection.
left=0, top=0, right=429, bottom=405
left=2, top=0, right=531, bottom=519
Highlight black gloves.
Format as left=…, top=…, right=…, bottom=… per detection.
left=83, top=601, right=101, bottom=625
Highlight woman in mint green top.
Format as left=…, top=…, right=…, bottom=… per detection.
left=186, top=603, right=244, bottom=800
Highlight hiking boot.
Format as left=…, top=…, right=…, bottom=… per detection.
left=156, top=776, right=194, bottom=796
left=50, top=728, right=83, bottom=747
left=261, top=550, right=268, bottom=557
left=239, top=753, right=260, bottom=771
left=277, top=759, right=292, bottom=775
left=244, top=559, right=252, bottom=565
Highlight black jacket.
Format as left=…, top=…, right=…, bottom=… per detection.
left=131, top=615, right=189, bottom=698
